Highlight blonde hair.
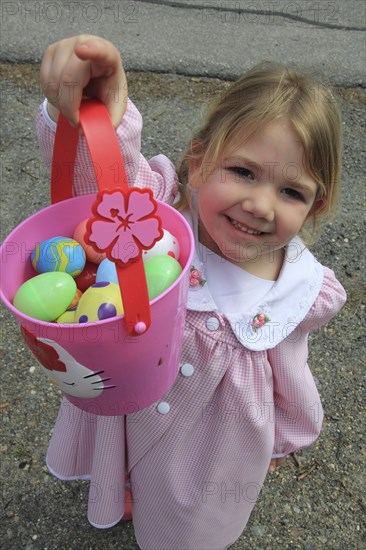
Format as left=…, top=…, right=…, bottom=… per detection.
left=177, top=62, right=342, bottom=241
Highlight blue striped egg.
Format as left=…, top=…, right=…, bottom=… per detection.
left=31, top=236, right=86, bottom=278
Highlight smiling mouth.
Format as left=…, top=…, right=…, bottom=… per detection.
left=227, top=216, right=264, bottom=236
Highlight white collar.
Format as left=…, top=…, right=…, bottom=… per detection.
left=183, top=209, right=324, bottom=351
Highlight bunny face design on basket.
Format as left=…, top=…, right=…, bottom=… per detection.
left=21, top=327, right=115, bottom=398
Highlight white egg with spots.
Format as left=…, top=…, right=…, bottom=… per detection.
left=142, top=229, right=180, bottom=261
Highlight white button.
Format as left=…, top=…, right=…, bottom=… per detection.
left=206, top=316, right=220, bottom=331
left=181, top=363, right=194, bottom=377
left=157, top=402, right=170, bottom=414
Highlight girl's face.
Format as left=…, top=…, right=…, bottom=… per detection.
left=190, top=119, right=323, bottom=278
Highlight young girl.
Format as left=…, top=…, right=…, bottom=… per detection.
left=37, top=35, right=346, bottom=549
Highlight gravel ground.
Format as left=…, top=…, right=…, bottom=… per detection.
left=0, top=63, right=365, bottom=550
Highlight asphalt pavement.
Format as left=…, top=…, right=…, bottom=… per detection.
left=0, top=1, right=365, bottom=549
left=1, top=0, right=365, bottom=85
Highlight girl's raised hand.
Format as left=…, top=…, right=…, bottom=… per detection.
left=40, top=35, right=127, bottom=128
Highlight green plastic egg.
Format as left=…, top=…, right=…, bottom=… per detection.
left=13, top=272, right=77, bottom=322
left=144, top=255, right=182, bottom=300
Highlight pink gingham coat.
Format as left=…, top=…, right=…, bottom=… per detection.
left=36, top=99, right=346, bottom=550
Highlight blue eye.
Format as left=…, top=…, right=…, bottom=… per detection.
left=281, top=188, right=304, bottom=201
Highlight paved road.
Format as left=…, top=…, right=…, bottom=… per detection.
left=1, top=0, right=365, bottom=85
left=0, top=2, right=365, bottom=549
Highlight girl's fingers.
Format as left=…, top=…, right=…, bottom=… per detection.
left=75, top=38, right=128, bottom=126
left=40, top=43, right=59, bottom=99
left=40, top=35, right=127, bottom=127
left=74, top=38, right=121, bottom=73
left=58, top=56, right=90, bottom=126
left=87, top=69, right=128, bottom=127
left=104, top=73, right=128, bottom=127
left=40, top=40, right=84, bottom=125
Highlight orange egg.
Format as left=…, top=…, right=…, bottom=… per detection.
left=68, top=288, right=83, bottom=310
left=73, top=219, right=106, bottom=264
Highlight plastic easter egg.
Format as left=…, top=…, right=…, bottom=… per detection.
left=13, top=272, right=76, bottom=322
left=68, top=288, right=83, bottom=310
left=75, top=282, right=124, bottom=323
left=73, top=219, right=106, bottom=264
left=96, top=258, right=118, bottom=285
left=144, top=255, right=182, bottom=300
left=142, top=229, right=180, bottom=262
left=56, top=309, right=76, bottom=324
left=31, top=236, right=86, bottom=277
left=74, top=261, right=98, bottom=292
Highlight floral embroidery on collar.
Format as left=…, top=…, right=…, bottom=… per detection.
left=189, top=265, right=206, bottom=288
left=251, top=312, right=270, bottom=332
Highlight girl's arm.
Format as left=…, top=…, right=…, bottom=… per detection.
left=268, top=335, right=324, bottom=458
left=267, top=267, right=346, bottom=457
left=36, top=97, right=179, bottom=202
left=37, top=35, right=179, bottom=202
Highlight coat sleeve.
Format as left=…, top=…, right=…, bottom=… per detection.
left=35, top=98, right=179, bottom=203
left=268, top=267, right=346, bottom=456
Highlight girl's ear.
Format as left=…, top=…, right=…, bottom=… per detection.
left=188, top=158, right=202, bottom=189
left=187, top=138, right=204, bottom=189
left=306, top=197, right=326, bottom=220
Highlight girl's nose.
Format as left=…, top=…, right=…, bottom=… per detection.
left=241, top=188, right=275, bottom=222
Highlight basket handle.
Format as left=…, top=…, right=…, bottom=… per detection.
left=51, top=99, right=160, bottom=335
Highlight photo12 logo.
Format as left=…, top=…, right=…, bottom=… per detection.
left=202, top=480, right=260, bottom=503
left=200, top=2, right=340, bottom=25
left=1, top=1, right=139, bottom=24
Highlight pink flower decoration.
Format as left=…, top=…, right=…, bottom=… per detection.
left=251, top=312, right=270, bottom=332
left=190, top=269, right=201, bottom=279
left=189, top=265, right=206, bottom=288
left=189, top=277, right=200, bottom=288
left=87, top=188, right=163, bottom=265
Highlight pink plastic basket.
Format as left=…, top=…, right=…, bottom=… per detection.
left=0, top=101, right=194, bottom=415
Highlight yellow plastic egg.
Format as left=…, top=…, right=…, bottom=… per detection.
left=75, top=282, right=123, bottom=323
left=56, top=310, right=76, bottom=324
